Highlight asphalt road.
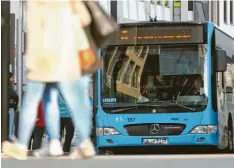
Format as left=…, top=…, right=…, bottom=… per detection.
left=2, top=154, right=234, bottom=168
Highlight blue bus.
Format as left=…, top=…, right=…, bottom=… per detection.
left=92, top=21, right=234, bottom=154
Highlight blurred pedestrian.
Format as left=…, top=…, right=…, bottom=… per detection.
left=8, top=72, right=18, bottom=139
left=28, top=101, right=45, bottom=150
left=2, top=1, right=96, bottom=160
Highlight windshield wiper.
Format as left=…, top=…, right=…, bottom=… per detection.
left=105, top=100, right=196, bottom=113
left=110, top=107, right=136, bottom=113
left=156, top=100, right=196, bottom=111
left=107, top=104, right=162, bottom=113
left=138, top=100, right=196, bottom=111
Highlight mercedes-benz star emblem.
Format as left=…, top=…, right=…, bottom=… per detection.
left=149, top=124, right=160, bottom=134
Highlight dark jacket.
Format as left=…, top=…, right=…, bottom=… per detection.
left=9, top=85, right=19, bottom=110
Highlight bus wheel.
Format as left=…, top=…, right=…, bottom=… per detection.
left=99, top=150, right=114, bottom=155
left=228, top=123, right=234, bottom=153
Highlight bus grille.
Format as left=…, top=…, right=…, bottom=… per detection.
left=124, top=123, right=186, bottom=136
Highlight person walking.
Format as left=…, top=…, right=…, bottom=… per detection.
left=2, top=1, right=97, bottom=160
left=8, top=72, right=18, bottom=139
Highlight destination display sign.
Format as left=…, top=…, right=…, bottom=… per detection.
left=107, top=24, right=204, bottom=45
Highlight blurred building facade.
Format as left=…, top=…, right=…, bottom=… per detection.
left=99, top=0, right=234, bottom=37
left=180, top=0, right=234, bottom=37
left=10, top=0, right=234, bottom=39
left=209, top=0, right=234, bottom=37
left=99, top=0, right=173, bottom=22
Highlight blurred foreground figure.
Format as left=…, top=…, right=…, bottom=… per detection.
left=2, top=1, right=96, bottom=160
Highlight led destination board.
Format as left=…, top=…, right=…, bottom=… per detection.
left=107, top=24, right=204, bottom=45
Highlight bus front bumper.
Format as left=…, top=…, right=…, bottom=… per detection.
left=96, top=133, right=218, bottom=147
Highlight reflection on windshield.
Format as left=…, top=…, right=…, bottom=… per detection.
left=101, top=45, right=208, bottom=113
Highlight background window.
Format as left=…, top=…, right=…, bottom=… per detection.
left=151, top=0, right=161, bottom=5
left=224, top=0, right=227, bottom=23
left=230, top=0, right=233, bottom=24
left=165, top=0, right=169, bottom=7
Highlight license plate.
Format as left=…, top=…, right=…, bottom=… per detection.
left=143, top=138, right=168, bottom=145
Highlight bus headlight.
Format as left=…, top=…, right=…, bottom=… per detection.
left=96, top=127, right=120, bottom=136
left=189, top=125, right=217, bottom=134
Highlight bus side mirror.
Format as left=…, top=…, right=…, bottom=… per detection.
left=216, top=49, right=227, bottom=72
left=226, top=87, right=233, bottom=94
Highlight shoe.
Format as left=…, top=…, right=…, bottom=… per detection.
left=2, top=141, right=27, bottom=160
left=34, top=140, right=63, bottom=158
left=69, top=150, right=81, bottom=159
left=69, top=139, right=96, bottom=159
left=49, top=140, right=63, bottom=156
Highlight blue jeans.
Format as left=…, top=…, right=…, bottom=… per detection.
left=9, top=108, right=15, bottom=139
left=18, top=76, right=91, bottom=147
left=72, top=106, right=93, bottom=146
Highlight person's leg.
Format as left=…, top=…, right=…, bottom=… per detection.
left=58, top=76, right=95, bottom=158
left=14, top=110, right=19, bottom=138
left=60, top=118, right=66, bottom=141
left=32, top=127, right=45, bottom=150
left=63, top=118, right=74, bottom=153
left=42, top=83, right=63, bottom=156
left=43, top=83, right=60, bottom=140
left=2, top=81, right=45, bottom=160
left=33, top=129, right=50, bottom=157
left=8, top=108, right=15, bottom=139
left=28, top=133, right=34, bottom=150
left=18, top=82, right=45, bottom=146
left=71, top=129, right=79, bottom=146
left=58, top=77, right=91, bottom=145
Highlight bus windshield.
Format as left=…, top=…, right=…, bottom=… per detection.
left=101, top=44, right=208, bottom=113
